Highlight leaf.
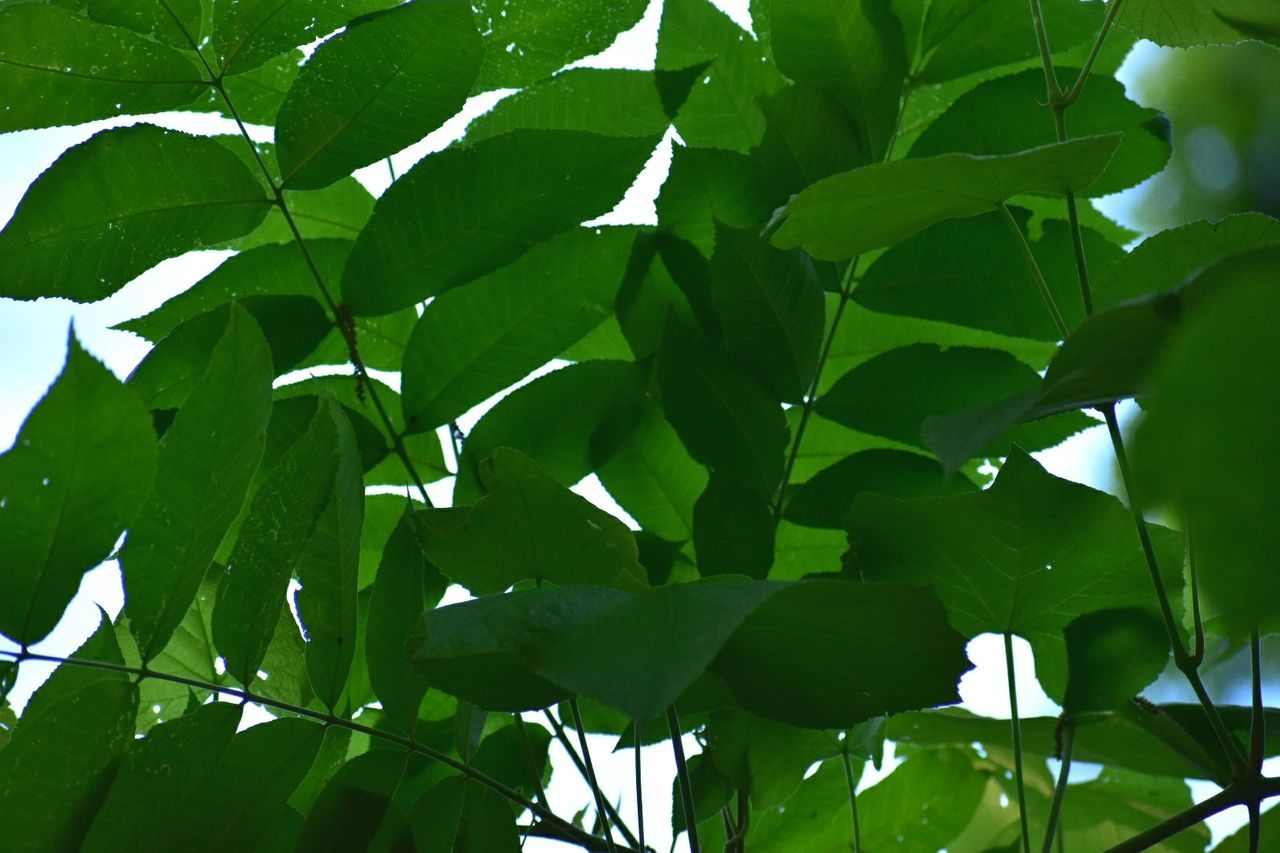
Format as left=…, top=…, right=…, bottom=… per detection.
left=454, top=360, right=645, bottom=503
left=847, top=449, right=1184, bottom=699
left=1134, top=247, right=1280, bottom=633
left=769, top=0, right=908, bottom=160
left=122, top=305, right=273, bottom=661
left=693, top=474, right=776, bottom=579
left=657, top=320, right=789, bottom=499
left=230, top=176, right=375, bottom=251
left=211, top=0, right=400, bottom=76
left=467, top=68, right=680, bottom=141
left=657, top=146, right=772, bottom=257
left=710, top=580, right=970, bottom=728
left=0, top=619, right=137, bottom=851
left=772, top=134, right=1122, bottom=260
left=342, top=129, right=660, bottom=316
left=213, top=396, right=345, bottom=687
left=751, top=82, right=869, bottom=206
left=401, top=227, right=634, bottom=432
left=86, top=0, right=204, bottom=49
left=366, top=510, right=433, bottom=734
left=1118, top=0, right=1280, bottom=46
left=471, top=721, right=552, bottom=796
left=852, top=210, right=1118, bottom=341
left=471, top=0, right=649, bottom=88
left=296, top=403, right=365, bottom=711
left=1092, top=212, right=1280, bottom=309
left=704, top=712, right=840, bottom=811
left=0, top=333, right=156, bottom=646
left=710, top=222, right=826, bottom=403
left=1063, top=608, right=1169, bottom=713
left=276, top=0, right=482, bottom=189
left=83, top=702, right=242, bottom=852
left=0, top=125, right=272, bottom=302
left=417, top=448, right=647, bottom=594
left=406, top=776, right=521, bottom=853
left=0, top=4, right=204, bottom=132
left=911, top=68, right=1171, bottom=198
left=784, top=449, right=976, bottom=529
left=410, top=586, right=630, bottom=711
left=295, top=749, right=409, bottom=850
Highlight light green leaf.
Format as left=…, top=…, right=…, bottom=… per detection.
left=122, top=305, right=273, bottom=662
left=418, top=448, right=647, bottom=594
left=342, top=129, right=659, bottom=316
left=86, top=0, right=203, bottom=48
left=276, top=0, right=482, bottom=189
left=0, top=334, right=156, bottom=646
left=211, top=0, right=399, bottom=76
left=213, top=396, right=344, bottom=687
left=0, top=125, right=272, bottom=302
left=401, top=227, right=634, bottom=433
left=704, top=712, right=841, bottom=812
left=1119, top=0, right=1280, bottom=47
left=769, top=0, right=908, bottom=160
left=0, top=4, right=204, bottom=132
left=772, top=134, right=1122, bottom=260
left=228, top=176, right=374, bottom=251
left=710, top=222, right=826, bottom=403
left=693, top=474, right=775, bottom=579
left=657, top=320, right=789, bottom=499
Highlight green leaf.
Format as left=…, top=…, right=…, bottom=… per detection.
left=366, top=510, right=433, bottom=735
left=467, top=68, right=680, bottom=141
left=1063, top=608, right=1169, bottom=713
left=410, top=586, right=629, bottom=711
left=0, top=4, right=204, bottom=132
left=772, top=134, right=1122, bottom=260
left=1118, top=0, right=1280, bottom=47
left=342, top=130, right=659, bottom=316
left=704, top=712, right=840, bottom=811
left=454, top=360, right=645, bottom=503
left=406, top=776, right=521, bottom=853
left=710, top=580, right=970, bottom=728
left=296, top=404, right=365, bottom=711
left=276, top=0, right=482, bottom=189
left=1134, top=247, right=1280, bottom=633
left=912, top=68, right=1171, bottom=197
left=656, top=146, right=771, bottom=257
left=295, top=749, right=409, bottom=850
left=471, top=721, right=552, bottom=796
left=847, top=449, right=1184, bottom=699
left=194, top=50, right=302, bottom=126
left=122, top=305, right=273, bottom=661
left=0, top=125, right=271, bottom=302
left=784, top=449, right=976, bottom=529
left=752, top=83, right=869, bottom=207
left=401, top=227, right=633, bottom=433
left=710, top=222, right=826, bottom=403
left=86, top=0, right=204, bottom=49
left=417, top=448, right=647, bottom=594
left=0, top=619, right=137, bottom=851
left=83, top=702, right=242, bottom=852
left=211, top=0, right=400, bottom=76
left=1056, top=769, right=1208, bottom=851
left=853, top=210, right=1117, bottom=341
left=213, top=396, right=345, bottom=687
left=1092, top=212, right=1280, bottom=309
left=657, top=320, right=789, bottom=499
left=769, top=0, right=908, bottom=161
left=471, top=0, right=649, bottom=88
left=0, top=334, right=156, bottom=646
left=693, top=474, right=775, bottom=579
left=229, top=176, right=375, bottom=251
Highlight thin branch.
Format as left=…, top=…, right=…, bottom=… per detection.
left=1042, top=717, right=1075, bottom=853
left=544, top=708, right=641, bottom=850
left=998, top=203, right=1069, bottom=338
left=634, top=722, right=646, bottom=853
left=1005, top=633, right=1033, bottom=853
left=569, top=699, right=620, bottom=853
left=841, top=747, right=864, bottom=853
left=1104, top=784, right=1241, bottom=853
left=1027, top=0, right=1064, bottom=102
left=1250, top=627, right=1265, bottom=775
left=667, top=705, right=700, bottom=853
left=1060, top=0, right=1127, bottom=107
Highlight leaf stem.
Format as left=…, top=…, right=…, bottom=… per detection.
left=0, top=649, right=629, bottom=853
left=1060, top=0, right=1127, bottom=107
left=1005, top=632, right=1033, bottom=853
left=1042, top=717, right=1075, bottom=853
left=544, top=708, right=641, bottom=849
left=635, top=722, right=646, bottom=853
left=569, top=698, right=621, bottom=853
left=1027, top=0, right=1064, bottom=102
left=667, top=705, right=700, bottom=853
left=999, top=203, right=1069, bottom=339
left=841, top=746, right=864, bottom=853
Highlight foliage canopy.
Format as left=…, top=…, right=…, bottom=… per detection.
left=1, top=0, right=1278, bottom=850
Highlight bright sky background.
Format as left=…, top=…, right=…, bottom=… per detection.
left=0, top=1, right=1261, bottom=848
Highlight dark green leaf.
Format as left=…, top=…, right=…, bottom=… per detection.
left=122, top=305, right=273, bottom=661
left=772, top=134, right=1122, bottom=260
left=0, top=4, right=204, bottom=132
left=342, top=130, right=659, bottom=316
left=406, top=776, right=521, bottom=853
left=0, top=334, right=156, bottom=646
left=710, top=222, right=826, bottom=403
left=751, top=83, right=868, bottom=207
left=770, top=0, right=908, bottom=160
left=213, top=396, right=345, bottom=686
left=229, top=177, right=374, bottom=251
left=704, top=712, right=840, bottom=811
left=0, top=125, right=271, bottom=301
left=656, top=146, right=771, bottom=257
left=211, top=0, right=400, bottom=76
left=848, top=449, right=1183, bottom=699
left=86, top=0, right=204, bottom=49
left=1118, top=0, right=1280, bottom=47
left=366, top=510, right=433, bottom=735
left=1063, top=608, right=1169, bottom=713
left=276, top=0, right=482, bottom=189
left=657, top=320, right=789, bottom=499
left=401, top=227, right=634, bottom=432
left=471, top=721, right=551, bottom=797
left=295, top=749, right=408, bottom=851
left=693, top=474, right=775, bottom=579
left=418, top=448, right=647, bottom=594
